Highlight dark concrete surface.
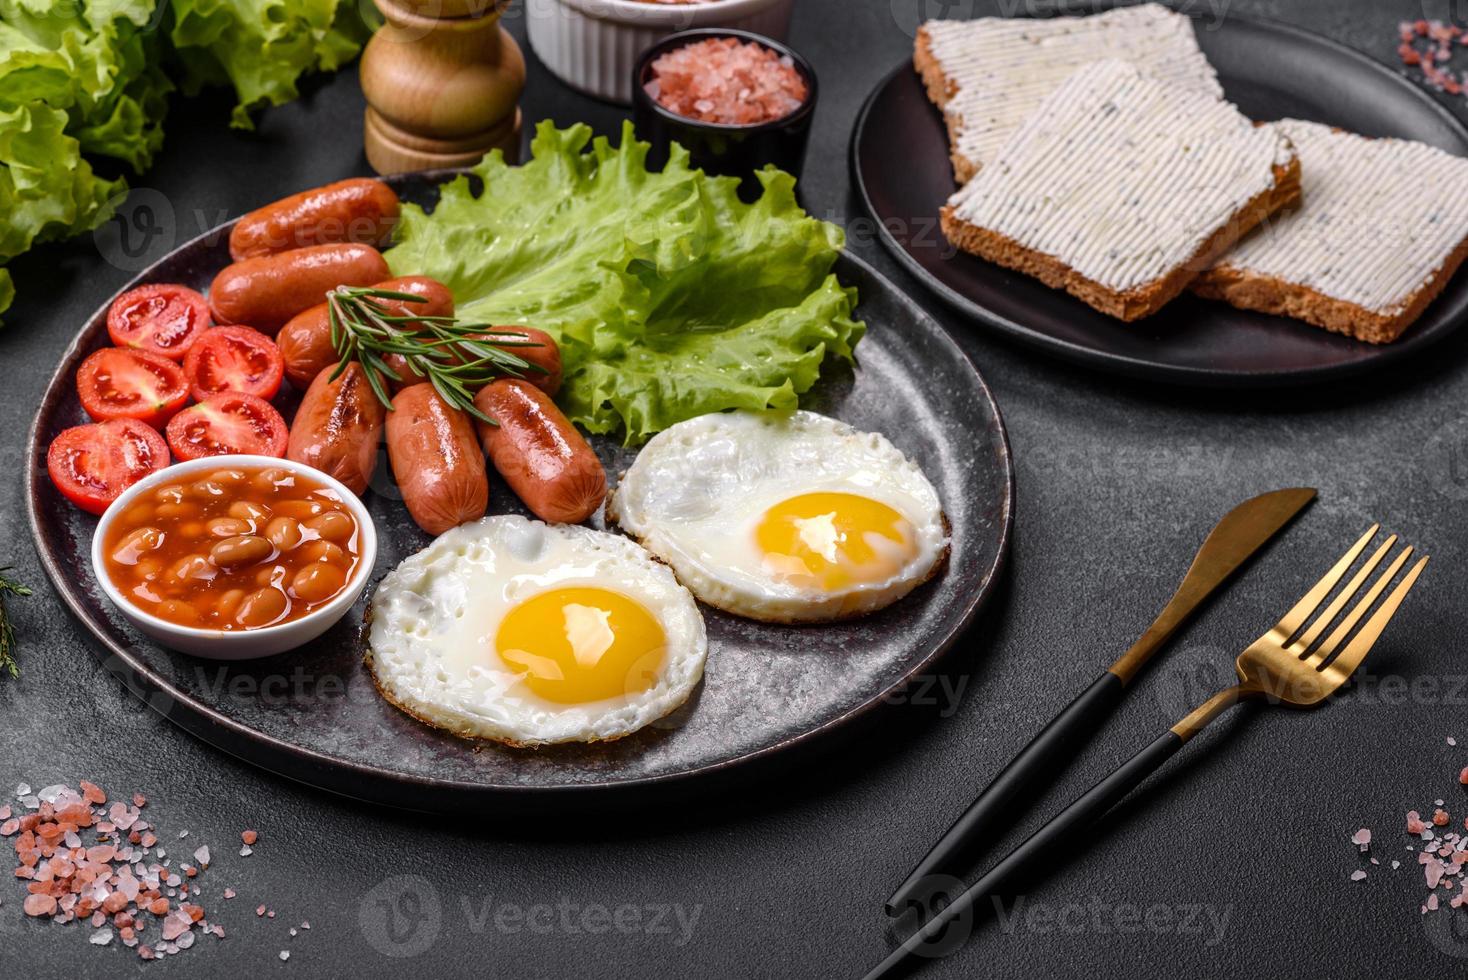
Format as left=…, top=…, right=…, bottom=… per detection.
left=3, top=1, right=1467, bottom=977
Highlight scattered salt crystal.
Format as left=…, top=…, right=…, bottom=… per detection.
left=1351, top=870, right=1368, bottom=881
left=224, top=888, right=236, bottom=899
left=1352, top=828, right=1372, bottom=848
left=176, top=931, right=195, bottom=950
left=301, top=921, right=310, bottom=930
left=179, top=830, right=189, bottom=839
left=193, top=846, right=210, bottom=867
left=240, top=845, right=253, bottom=857
left=90, top=928, right=114, bottom=946
left=16, top=782, right=30, bottom=797
left=257, top=905, right=266, bottom=917
left=241, top=830, right=258, bottom=845
left=289, top=928, right=297, bottom=937
left=280, top=950, right=290, bottom=961
left=268, top=910, right=276, bottom=919
left=1450, top=737, right=1458, bottom=746
left=1393, top=860, right=1402, bottom=869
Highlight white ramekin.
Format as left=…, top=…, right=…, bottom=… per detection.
left=525, top=0, right=797, bottom=104
left=91, top=455, right=378, bottom=661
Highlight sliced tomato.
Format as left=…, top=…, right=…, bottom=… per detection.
left=76, top=348, right=190, bottom=428
left=47, top=418, right=170, bottom=515
left=165, top=392, right=288, bottom=460
left=106, top=283, right=211, bottom=360
left=184, top=326, right=285, bottom=402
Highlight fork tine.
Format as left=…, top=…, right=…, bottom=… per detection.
left=1289, top=534, right=1397, bottom=657
left=1314, top=555, right=1429, bottom=680
left=1306, top=545, right=1412, bottom=666
left=1274, top=524, right=1379, bottom=638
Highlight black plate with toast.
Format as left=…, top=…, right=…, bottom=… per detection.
left=851, top=12, right=1468, bottom=386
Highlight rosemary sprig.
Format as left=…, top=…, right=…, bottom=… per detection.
left=0, top=566, right=33, bottom=679
left=326, top=286, right=547, bottom=425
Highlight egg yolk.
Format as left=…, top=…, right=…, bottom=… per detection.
left=754, top=492, right=917, bottom=591
left=495, top=588, right=667, bottom=704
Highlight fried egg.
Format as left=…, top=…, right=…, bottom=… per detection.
left=367, top=516, right=707, bottom=746
left=608, top=411, right=948, bottom=623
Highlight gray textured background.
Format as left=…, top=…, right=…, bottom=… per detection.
left=4, top=1, right=1467, bottom=976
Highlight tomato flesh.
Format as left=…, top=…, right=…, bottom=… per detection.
left=184, top=326, right=284, bottom=402
left=76, top=348, right=190, bottom=428
left=166, top=392, right=288, bottom=460
left=106, top=284, right=210, bottom=360
left=47, top=418, right=170, bottom=515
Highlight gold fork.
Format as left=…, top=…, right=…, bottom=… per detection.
left=863, top=525, right=1428, bottom=980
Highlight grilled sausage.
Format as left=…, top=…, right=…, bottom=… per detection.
left=385, top=326, right=562, bottom=396
left=473, top=379, right=605, bottom=524
left=386, top=384, right=488, bottom=535
left=209, top=243, right=390, bottom=334
left=286, top=364, right=386, bottom=495
left=278, top=276, right=453, bottom=390
left=228, top=178, right=400, bottom=261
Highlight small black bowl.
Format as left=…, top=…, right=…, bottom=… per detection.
left=632, top=28, right=818, bottom=197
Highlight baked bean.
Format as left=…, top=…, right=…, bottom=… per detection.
left=191, top=479, right=228, bottom=499
left=256, top=565, right=285, bottom=588
left=134, top=559, right=161, bottom=582
left=122, top=503, right=153, bottom=526
left=235, top=588, right=287, bottom=628
left=180, top=522, right=204, bottom=539
left=300, top=540, right=345, bottom=565
left=210, top=468, right=248, bottom=486
left=272, top=499, right=325, bottom=520
left=265, top=516, right=304, bottom=551
left=217, top=589, right=246, bottom=620
left=306, top=511, right=354, bottom=541
left=291, top=563, right=345, bottom=603
left=207, top=517, right=252, bottom=538
left=229, top=501, right=271, bottom=524
left=169, top=555, right=214, bottom=584
left=111, top=526, right=164, bottom=565
left=252, top=468, right=293, bottom=493
left=210, top=535, right=272, bottom=569
left=155, top=502, right=197, bottom=520
left=156, top=600, right=197, bottom=623
left=155, top=486, right=185, bottom=505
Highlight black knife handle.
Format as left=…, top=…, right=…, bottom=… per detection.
left=883, top=670, right=1126, bottom=916
left=864, top=730, right=1185, bottom=980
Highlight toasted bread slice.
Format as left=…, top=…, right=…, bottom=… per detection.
left=915, top=3, right=1222, bottom=183
left=1193, top=119, right=1468, bottom=343
left=940, top=59, right=1301, bottom=322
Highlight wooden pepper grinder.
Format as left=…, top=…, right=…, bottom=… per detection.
left=360, top=0, right=525, bottom=174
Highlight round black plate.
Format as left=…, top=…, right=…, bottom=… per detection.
left=25, top=172, right=1013, bottom=813
left=851, top=13, right=1468, bottom=385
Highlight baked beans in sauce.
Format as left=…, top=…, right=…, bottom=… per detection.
left=102, top=465, right=362, bottom=630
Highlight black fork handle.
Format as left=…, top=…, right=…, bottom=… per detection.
left=884, top=671, right=1126, bottom=916
left=863, top=730, right=1185, bottom=980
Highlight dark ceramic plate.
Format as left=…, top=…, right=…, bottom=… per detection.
left=851, top=12, right=1468, bottom=385
left=25, top=172, right=1013, bottom=814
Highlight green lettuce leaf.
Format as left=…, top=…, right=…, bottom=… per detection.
left=387, top=120, right=864, bottom=443
left=0, top=101, right=122, bottom=261
left=168, top=0, right=368, bottom=129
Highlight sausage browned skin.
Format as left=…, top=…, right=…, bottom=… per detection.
left=209, top=243, right=390, bottom=335
left=286, top=364, right=386, bottom=495
left=385, top=326, right=563, bottom=396
left=473, top=379, right=605, bottom=524
left=386, top=384, right=489, bottom=535
left=278, top=276, right=453, bottom=390
left=228, top=179, right=400, bottom=261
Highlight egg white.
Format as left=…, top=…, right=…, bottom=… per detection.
left=608, top=410, right=949, bottom=623
left=367, top=516, right=707, bottom=746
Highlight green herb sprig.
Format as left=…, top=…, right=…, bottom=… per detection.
left=326, top=286, right=547, bottom=425
left=0, top=566, right=33, bottom=679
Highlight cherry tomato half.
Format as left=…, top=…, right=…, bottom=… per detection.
left=165, top=392, right=288, bottom=460
left=106, top=283, right=211, bottom=360
left=76, top=348, right=190, bottom=428
left=47, top=418, right=170, bottom=515
left=184, top=326, right=285, bottom=402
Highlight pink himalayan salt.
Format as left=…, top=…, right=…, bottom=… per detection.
left=1352, top=828, right=1372, bottom=848
left=1408, top=810, right=1428, bottom=834
left=646, top=37, right=808, bottom=126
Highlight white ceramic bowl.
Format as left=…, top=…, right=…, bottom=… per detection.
left=525, top=0, right=797, bottom=104
left=91, top=456, right=378, bottom=661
